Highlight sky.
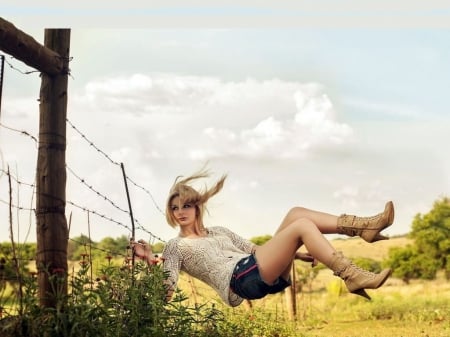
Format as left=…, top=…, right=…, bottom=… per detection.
left=1, top=2, right=450, bottom=245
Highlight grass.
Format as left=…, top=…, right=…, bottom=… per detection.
left=1, top=236, right=448, bottom=336
left=176, top=236, right=449, bottom=337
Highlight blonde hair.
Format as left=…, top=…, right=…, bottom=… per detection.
left=165, top=169, right=227, bottom=231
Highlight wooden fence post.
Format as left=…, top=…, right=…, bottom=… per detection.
left=0, top=17, right=71, bottom=309
left=284, top=263, right=297, bottom=320
left=35, top=28, right=71, bottom=308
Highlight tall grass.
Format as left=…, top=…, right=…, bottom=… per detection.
left=0, top=261, right=242, bottom=337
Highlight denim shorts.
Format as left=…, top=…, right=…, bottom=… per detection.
left=230, top=254, right=291, bottom=300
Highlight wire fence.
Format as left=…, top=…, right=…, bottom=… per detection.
left=0, top=53, right=167, bottom=252
left=0, top=53, right=297, bottom=317
left=0, top=119, right=167, bottom=242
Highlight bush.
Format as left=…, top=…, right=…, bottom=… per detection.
left=0, top=261, right=239, bottom=337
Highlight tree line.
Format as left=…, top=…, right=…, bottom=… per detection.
left=1, top=196, right=449, bottom=285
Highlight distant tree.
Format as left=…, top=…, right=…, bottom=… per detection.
left=384, top=245, right=441, bottom=283
left=69, top=235, right=94, bottom=261
left=98, top=235, right=129, bottom=256
left=385, top=197, right=450, bottom=281
left=152, top=242, right=165, bottom=254
left=352, top=257, right=382, bottom=273
left=410, top=197, right=450, bottom=276
left=0, top=242, right=36, bottom=287
left=250, top=235, right=272, bottom=246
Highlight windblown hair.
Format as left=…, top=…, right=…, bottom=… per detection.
left=165, top=169, right=227, bottom=231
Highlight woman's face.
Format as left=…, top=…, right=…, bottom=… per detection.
left=170, top=196, right=197, bottom=228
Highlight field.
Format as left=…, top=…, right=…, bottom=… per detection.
left=177, top=236, right=450, bottom=337
left=1, top=236, right=448, bottom=336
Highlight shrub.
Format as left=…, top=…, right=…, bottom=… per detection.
left=0, top=261, right=238, bottom=337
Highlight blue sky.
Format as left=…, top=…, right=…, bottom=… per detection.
left=1, top=2, right=449, bottom=244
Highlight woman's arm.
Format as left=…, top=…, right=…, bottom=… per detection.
left=131, top=239, right=179, bottom=302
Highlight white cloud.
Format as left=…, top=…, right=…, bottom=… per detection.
left=72, top=73, right=354, bottom=162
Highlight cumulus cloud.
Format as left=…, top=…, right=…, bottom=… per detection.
left=75, top=73, right=354, bottom=161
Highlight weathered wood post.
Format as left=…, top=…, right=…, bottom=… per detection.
left=35, top=28, right=71, bottom=308
left=0, top=17, right=70, bottom=308
left=284, top=263, right=297, bottom=320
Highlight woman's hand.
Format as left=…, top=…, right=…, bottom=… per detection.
left=130, top=239, right=154, bottom=263
left=295, top=252, right=318, bottom=267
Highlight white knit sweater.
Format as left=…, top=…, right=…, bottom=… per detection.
left=162, top=226, right=255, bottom=307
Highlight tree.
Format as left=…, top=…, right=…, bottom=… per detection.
left=410, top=197, right=450, bottom=276
left=250, top=235, right=272, bottom=246
left=384, top=245, right=440, bottom=283
left=385, top=196, right=450, bottom=281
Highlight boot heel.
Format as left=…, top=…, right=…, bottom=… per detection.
left=352, top=288, right=371, bottom=300
left=372, top=233, right=389, bottom=242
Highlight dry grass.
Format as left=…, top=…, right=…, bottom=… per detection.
left=177, top=236, right=449, bottom=337
left=329, top=235, right=413, bottom=260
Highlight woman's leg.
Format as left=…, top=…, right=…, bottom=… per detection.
left=254, top=218, right=392, bottom=300
left=255, top=217, right=335, bottom=284
left=277, top=207, right=338, bottom=235
left=278, top=201, right=395, bottom=242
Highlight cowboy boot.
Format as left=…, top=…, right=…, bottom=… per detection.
left=328, top=251, right=391, bottom=300
left=337, top=201, right=394, bottom=243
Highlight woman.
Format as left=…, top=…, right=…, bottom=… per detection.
left=131, top=170, right=394, bottom=307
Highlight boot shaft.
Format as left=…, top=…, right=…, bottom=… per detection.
left=328, top=251, right=391, bottom=300
left=337, top=201, right=395, bottom=242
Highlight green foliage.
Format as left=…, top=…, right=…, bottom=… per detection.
left=152, top=242, right=165, bottom=254
left=0, top=262, right=239, bottom=337
left=250, top=235, right=272, bottom=246
left=0, top=242, right=36, bottom=261
left=384, top=245, right=441, bottom=282
left=385, top=197, right=450, bottom=282
left=0, top=243, right=35, bottom=288
left=410, top=197, right=450, bottom=271
left=221, top=307, right=301, bottom=337
left=294, top=263, right=321, bottom=293
left=352, top=257, right=382, bottom=273
left=68, top=235, right=162, bottom=261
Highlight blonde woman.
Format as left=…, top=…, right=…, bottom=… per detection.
left=132, top=170, right=394, bottom=307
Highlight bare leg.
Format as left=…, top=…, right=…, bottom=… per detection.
left=261, top=207, right=338, bottom=280
left=277, top=207, right=338, bottom=235
left=255, top=218, right=336, bottom=284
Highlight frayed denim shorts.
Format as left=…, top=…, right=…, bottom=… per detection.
left=230, top=254, right=291, bottom=300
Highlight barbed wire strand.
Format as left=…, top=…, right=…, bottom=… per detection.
left=1, top=120, right=165, bottom=217
left=1, top=118, right=167, bottom=250
left=1, top=168, right=167, bottom=243
left=66, top=118, right=165, bottom=216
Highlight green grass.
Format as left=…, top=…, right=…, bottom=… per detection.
left=175, top=236, right=449, bottom=337
left=1, top=237, right=448, bottom=337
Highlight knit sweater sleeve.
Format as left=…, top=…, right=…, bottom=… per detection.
left=161, top=238, right=182, bottom=289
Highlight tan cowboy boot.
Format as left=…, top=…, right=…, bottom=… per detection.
left=337, top=201, right=394, bottom=243
left=328, top=251, right=391, bottom=300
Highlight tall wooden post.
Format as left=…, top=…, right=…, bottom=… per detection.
left=284, top=263, right=297, bottom=320
left=35, top=29, right=70, bottom=308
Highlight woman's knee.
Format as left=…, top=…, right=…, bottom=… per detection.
left=286, top=206, right=308, bottom=221
left=290, top=218, right=316, bottom=235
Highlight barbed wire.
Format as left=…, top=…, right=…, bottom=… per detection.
left=68, top=237, right=129, bottom=259
left=66, top=165, right=129, bottom=214
left=0, top=168, right=35, bottom=188
left=1, top=120, right=165, bottom=216
left=2, top=54, right=75, bottom=79
left=66, top=118, right=165, bottom=216
left=2, top=55, right=40, bottom=75
left=0, top=122, right=38, bottom=145
left=0, top=197, right=34, bottom=212
left=66, top=118, right=120, bottom=166
left=1, top=166, right=167, bottom=243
